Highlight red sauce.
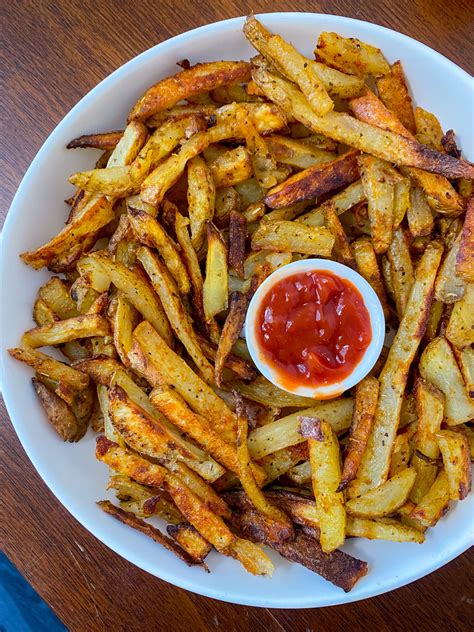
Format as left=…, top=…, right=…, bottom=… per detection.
left=256, top=271, right=372, bottom=389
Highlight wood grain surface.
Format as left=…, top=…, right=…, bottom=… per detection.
left=1, top=1, right=473, bottom=630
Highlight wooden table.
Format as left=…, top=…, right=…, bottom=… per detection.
left=2, top=1, right=473, bottom=630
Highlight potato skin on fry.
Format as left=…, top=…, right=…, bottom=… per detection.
left=67, top=131, right=123, bottom=150
left=129, top=61, right=250, bottom=121
left=456, top=196, right=474, bottom=283
left=32, top=377, right=84, bottom=442
left=264, top=151, right=359, bottom=209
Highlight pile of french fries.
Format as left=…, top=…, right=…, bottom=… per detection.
left=9, top=16, right=473, bottom=591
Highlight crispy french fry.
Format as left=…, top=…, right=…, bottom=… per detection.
left=436, top=430, right=471, bottom=500
left=324, top=203, right=356, bottom=268
left=348, top=243, right=443, bottom=495
left=346, top=468, right=416, bottom=518
left=209, top=146, right=253, bottom=187
left=128, top=208, right=191, bottom=295
left=264, top=151, right=359, bottom=209
left=299, top=180, right=366, bottom=227
left=214, top=187, right=240, bottom=226
left=251, top=220, right=334, bottom=256
left=129, top=61, right=250, bottom=121
left=299, top=417, right=346, bottom=552
left=407, top=187, right=434, bottom=237
left=393, top=179, right=411, bottom=228
left=445, top=284, right=474, bottom=348
left=357, top=154, right=396, bottom=254
left=315, top=31, right=390, bottom=77
left=231, top=375, right=317, bottom=408
left=215, top=292, right=249, bottom=386
left=187, top=155, right=216, bottom=250
left=67, top=131, right=123, bottom=150
left=244, top=16, right=333, bottom=116
left=390, top=433, right=411, bottom=477
left=346, top=516, right=424, bottom=543
left=339, top=376, right=379, bottom=491
left=406, top=469, right=450, bottom=528
left=456, top=196, right=474, bottom=283
left=203, top=222, right=228, bottom=320
left=198, top=336, right=257, bottom=381
left=166, top=523, right=212, bottom=566
left=435, top=232, right=465, bottom=303
left=251, top=64, right=474, bottom=179
left=21, top=314, right=110, bottom=348
left=419, top=337, right=474, bottom=425
left=228, top=210, right=247, bottom=278
left=376, top=61, right=415, bottom=132
left=414, top=107, right=443, bottom=151
left=387, top=227, right=414, bottom=318
left=351, top=238, right=389, bottom=319
left=266, top=135, right=337, bottom=170
left=452, top=346, right=474, bottom=397
left=38, top=277, right=78, bottom=320
left=136, top=246, right=214, bottom=383
left=32, top=377, right=86, bottom=441
left=248, top=399, right=354, bottom=459
left=8, top=346, right=89, bottom=391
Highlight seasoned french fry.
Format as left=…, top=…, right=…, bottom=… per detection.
left=264, top=151, right=359, bottom=209
left=166, top=523, right=212, bottom=566
left=215, top=292, right=248, bottom=386
left=21, top=314, right=110, bottom=348
left=231, top=374, right=317, bottom=408
left=348, top=243, right=443, bottom=495
left=351, top=238, right=389, bottom=319
left=128, top=208, right=191, bottom=295
left=187, top=155, right=216, bottom=250
left=315, top=31, right=390, bottom=77
left=445, top=284, right=474, bottom=348
left=209, top=146, right=253, bottom=187
left=346, top=516, right=424, bottom=543
left=407, top=187, right=434, bottom=237
left=324, top=203, right=356, bottom=268
left=346, top=468, right=416, bottom=518
left=452, top=346, right=474, bottom=397
left=376, top=61, right=416, bottom=132
left=414, top=107, right=443, bottom=151
left=38, top=277, right=78, bottom=320
left=392, top=179, right=411, bottom=228
left=265, top=135, right=337, bottom=170
left=456, top=196, right=474, bottom=283
left=434, top=232, right=465, bottom=303
left=214, top=187, right=240, bottom=227
left=436, top=430, right=471, bottom=500
left=228, top=211, right=247, bottom=278
left=8, top=346, right=89, bottom=391
left=136, top=246, right=214, bottom=383
left=387, top=227, right=414, bottom=318
left=248, top=398, right=354, bottom=459
left=357, top=154, right=396, bottom=254
left=32, top=377, right=85, bottom=441
left=244, top=16, right=333, bottom=116
left=67, top=130, right=123, bottom=150
left=406, top=469, right=450, bottom=528
left=203, top=222, right=228, bottom=320
left=299, top=180, right=365, bottom=228
left=299, top=417, right=346, bottom=553
left=198, top=336, right=257, bottom=381
left=129, top=61, right=250, bottom=121
left=390, top=433, right=411, bottom=477
left=419, top=337, right=474, bottom=425
left=251, top=220, right=334, bottom=256
left=339, top=376, right=379, bottom=491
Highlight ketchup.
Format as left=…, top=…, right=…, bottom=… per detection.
left=256, top=271, right=372, bottom=389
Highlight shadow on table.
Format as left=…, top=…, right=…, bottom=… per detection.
left=0, top=552, right=66, bottom=632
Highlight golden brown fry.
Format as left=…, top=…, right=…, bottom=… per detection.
left=8, top=346, right=89, bottom=391
left=251, top=220, right=334, bottom=256
left=187, top=155, right=216, bottom=250
left=351, top=238, right=389, bottom=319
left=33, top=299, right=56, bottom=326
left=376, top=61, right=416, bottom=133
left=129, top=61, right=250, bottom=121
left=407, top=187, right=434, bottom=238
left=339, top=376, right=379, bottom=491
left=346, top=516, right=424, bottom=543
left=406, top=469, right=450, bottom=528
left=203, top=222, right=228, bottom=320
left=198, top=336, right=257, bottom=381
left=435, top=231, right=465, bottom=303
left=445, top=283, right=474, bottom=348
left=32, top=377, right=85, bottom=441
left=264, top=151, right=359, bottom=209
left=215, top=291, right=249, bottom=386
left=348, top=243, right=443, bottom=495
left=324, top=203, right=356, bottom=268
left=299, top=180, right=366, bottom=227
left=67, top=131, right=123, bottom=150
left=414, top=107, right=443, bottom=151
left=22, top=314, right=110, bottom=348
left=208, top=146, right=253, bottom=188
left=393, top=179, right=411, bottom=228
left=387, top=227, right=414, bottom=319
left=214, top=187, right=241, bottom=226
left=166, top=523, right=212, bottom=566
left=346, top=468, right=416, bottom=518
left=390, top=433, right=411, bottom=477
left=38, top=277, right=78, bottom=320
left=265, top=135, right=337, bottom=170
left=244, top=16, right=333, bottom=116
left=315, top=31, right=390, bottom=77
left=456, top=196, right=474, bottom=283
left=236, top=104, right=278, bottom=189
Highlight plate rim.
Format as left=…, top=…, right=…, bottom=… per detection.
left=1, top=12, right=473, bottom=609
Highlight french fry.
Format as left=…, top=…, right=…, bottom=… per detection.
left=264, top=151, right=359, bottom=209
left=434, top=232, right=465, bottom=303
left=445, top=284, right=474, bottom=348
left=215, top=292, right=249, bottom=386
left=251, top=220, right=334, bottom=256
left=21, top=314, right=110, bottom=348
left=128, top=208, right=191, bottom=295
left=324, top=203, right=356, bottom=268
left=315, top=31, right=390, bottom=77
left=214, top=187, right=240, bottom=227
left=376, top=61, right=416, bottom=133
left=248, top=399, right=354, bottom=459
left=32, top=377, right=86, bottom=441
left=129, top=60, right=250, bottom=121
left=346, top=516, right=424, bottom=543
left=166, top=523, right=212, bottom=566
left=8, top=346, right=89, bottom=391
left=299, top=417, right=346, bottom=553
left=339, top=376, right=379, bottom=491
left=231, top=374, right=318, bottom=408
left=209, top=146, right=253, bottom=187
left=406, top=469, right=450, bottom=528
left=67, top=130, right=123, bottom=150
left=357, top=154, right=397, bottom=254
left=346, top=468, right=416, bottom=518
left=348, top=243, right=443, bottom=495
left=452, top=346, right=474, bottom=397
left=436, top=430, right=471, bottom=500
left=387, top=227, right=414, bottom=318
left=136, top=246, right=214, bottom=383
left=390, top=433, right=411, bottom=477
left=407, top=187, right=434, bottom=237
left=244, top=16, right=333, bottom=116
left=38, top=277, right=78, bottom=320
left=299, top=180, right=366, bottom=227
left=456, top=196, right=474, bottom=283
left=419, top=337, right=474, bottom=425
left=198, top=336, right=257, bottom=381
left=393, top=179, right=411, bottom=228
left=223, top=536, right=274, bottom=577
left=351, top=238, right=389, bottom=319
left=265, top=135, right=337, bottom=170
left=414, top=107, right=443, bottom=151
left=132, top=321, right=237, bottom=442
left=251, top=64, right=474, bottom=179
left=228, top=210, right=247, bottom=278
left=187, top=155, right=216, bottom=250
left=203, top=222, right=228, bottom=320
left=216, top=102, right=288, bottom=136
left=79, top=252, right=173, bottom=346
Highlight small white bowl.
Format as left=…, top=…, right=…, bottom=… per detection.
left=245, top=259, right=385, bottom=399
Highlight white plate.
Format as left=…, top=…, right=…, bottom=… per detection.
left=1, top=13, right=473, bottom=608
